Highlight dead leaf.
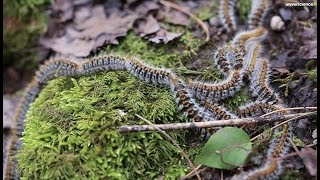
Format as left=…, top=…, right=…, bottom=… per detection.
left=164, top=9, right=191, bottom=26
left=74, top=5, right=92, bottom=24
left=74, top=6, right=138, bottom=40
left=40, top=36, right=95, bottom=57
left=51, top=0, right=74, bottom=22
left=136, top=15, right=161, bottom=37
left=133, top=0, right=159, bottom=15
left=147, top=29, right=183, bottom=44
left=299, top=147, right=317, bottom=176
left=298, top=40, right=317, bottom=59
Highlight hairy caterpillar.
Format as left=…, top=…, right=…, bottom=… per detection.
left=243, top=41, right=262, bottom=78
left=187, top=70, right=243, bottom=102
left=250, top=58, right=282, bottom=104
left=232, top=123, right=290, bottom=180
left=248, top=0, right=270, bottom=30
left=214, top=45, right=244, bottom=77
left=236, top=101, right=280, bottom=118
left=219, top=0, right=237, bottom=33
left=80, top=55, right=127, bottom=76
left=201, top=100, right=237, bottom=120
left=125, top=57, right=173, bottom=86
left=6, top=80, right=42, bottom=179
left=36, top=59, right=80, bottom=84
left=232, top=27, right=267, bottom=52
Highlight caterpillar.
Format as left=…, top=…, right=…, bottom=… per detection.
left=3, top=124, right=12, bottom=179
left=187, top=69, right=243, bottom=102
left=232, top=27, right=267, bottom=53
left=36, top=59, right=80, bottom=84
left=248, top=0, right=270, bottom=30
left=125, top=56, right=173, bottom=86
left=218, top=0, right=237, bottom=33
left=214, top=45, right=244, bottom=77
left=6, top=80, right=42, bottom=179
left=243, top=41, right=262, bottom=78
left=80, top=55, right=127, bottom=76
left=250, top=58, right=282, bottom=104
left=201, top=99, right=237, bottom=120
left=232, top=123, right=291, bottom=180
left=236, top=101, right=281, bottom=118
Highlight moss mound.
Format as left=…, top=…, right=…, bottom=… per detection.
left=18, top=71, right=190, bottom=179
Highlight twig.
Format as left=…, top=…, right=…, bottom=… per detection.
left=119, top=113, right=311, bottom=133
left=159, top=0, right=210, bottom=42
left=288, top=137, right=300, bottom=153
left=251, top=111, right=316, bottom=141
left=134, top=114, right=201, bottom=180
left=260, top=107, right=317, bottom=117
left=221, top=169, right=224, bottom=180
left=180, top=165, right=203, bottom=180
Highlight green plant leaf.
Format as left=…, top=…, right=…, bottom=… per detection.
left=194, top=127, right=252, bottom=170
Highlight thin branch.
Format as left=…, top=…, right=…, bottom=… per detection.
left=180, top=165, right=203, bottom=180
left=119, top=113, right=312, bottom=133
left=159, top=0, right=210, bottom=42
left=134, top=114, right=201, bottom=180
left=251, top=111, right=316, bottom=141
left=260, top=107, right=317, bottom=117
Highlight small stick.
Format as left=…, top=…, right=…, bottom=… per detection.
left=250, top=111, right=316, bottom=141
left=159, top=0, right=210, bottom=42
left=134, top=114, right=201, bottom=180
left=181, top=165, right=203, bottom=180
left=118, top=113, right=311, bottom=133
left=260, top=107, right=317, bottom=117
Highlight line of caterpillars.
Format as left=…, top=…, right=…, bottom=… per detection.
left=6, top=0, right=291, bottom=179
left=218, top=0, right=292, bottom=179
left=5, top=31, right=286, bottom=180
left=219, top=0, right=270, bottom=32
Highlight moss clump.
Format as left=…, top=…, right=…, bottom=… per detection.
left=103, top=31, right=202, bottom=69
left=3, top=0, right=49, bottom=70
left=18, top=71, right=190, bottom=179
left=237, top=0, right=252, bottom=22
left=306, top=68, right=317, bottom=84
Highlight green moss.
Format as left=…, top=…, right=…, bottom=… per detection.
left=237, top=0, right=252, bottom=22
left=18, top=72, right=190, bottom=179
left=222, top=87, right=252, bottom=111
left=3, top=0, right=49, bottom=70
left=306, top=68, right=317, bottom=84
left=280, top=169, right=303, bottom=180
left=197, top=6, right=214, bottom=21
left=103, top=30, right=202, bottom=68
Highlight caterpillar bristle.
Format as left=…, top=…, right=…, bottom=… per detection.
left=219, top=0, right=237, bottom=33
left=232, top=27, right=267, bottom=52
left=248, top=0, right=270, bottom=29
left=188, top=70, right=243, bottom=102
left=236, top=101, right=280, bottom=118
left=202, top=100, right=237, bottom=120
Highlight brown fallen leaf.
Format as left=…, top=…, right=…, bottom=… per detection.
left=74, top=6, right=138, bottom=40
left=133, top=0, right=159, bottom=15
left=136, top=15, right=161, bottom=37
left=51, top=0, right=74, bottom=22
left=298, top=40, right=317, bottom=59
left=74, top=5, right=92, bottom=24
left=147, top=28, right=183, bottom=44
left=40, top=35, right=95, bottom=57
left=299, top=147, right=317, bottom=176
left=164, top=9, right=191, bottom=26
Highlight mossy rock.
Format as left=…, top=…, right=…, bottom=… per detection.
left=18, top=71, right=190, bottom=179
